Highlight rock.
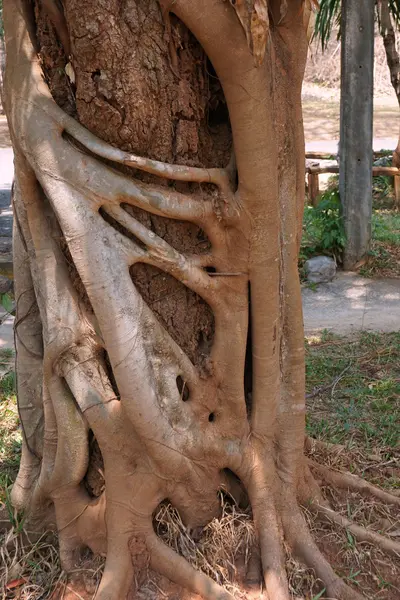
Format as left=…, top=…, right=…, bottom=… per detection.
left=373, top=156, right=392, bottom=167
left=0, top=274, right=12, bottom=294
left=305, top=256, right=336, bottom=284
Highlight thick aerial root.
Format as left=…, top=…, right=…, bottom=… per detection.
left=310, top=459, right=400, bottom=507
left=10, top=444, right=41, bottom=512
left=147, top=532, right=233, bottom=600
left=316, top=503, right=400, bottom=558
left=41, top=0, right=70, bottom=56
left=243, top=460, right=291, bottom=600
left=12, top=183, right=44, bottom=511
left=103, top=203, right=218, bottom=303
left=63, top=118, right=234, bottom=196
left=94, top=533, right=135, bottom=600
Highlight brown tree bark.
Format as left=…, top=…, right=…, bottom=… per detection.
left=378, top=0, right=400, bottom=207
left=2, top=1, right=400, bottom=599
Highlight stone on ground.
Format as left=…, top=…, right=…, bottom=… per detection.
left=305, top=255, right=336, bottom=284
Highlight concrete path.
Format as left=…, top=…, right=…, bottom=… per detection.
left=0, top=310, right=14, bottom=350
left=303, top=272, right=400, bottom=335
left=0, top=141, right=15, bottom=351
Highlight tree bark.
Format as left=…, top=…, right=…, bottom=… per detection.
left=3, top=1, right=399, bottom=599
left=379, top=0, right=400, bottom=207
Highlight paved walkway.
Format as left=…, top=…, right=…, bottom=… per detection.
left=303, top=273, right=400, bottom=335
left=0, top=139, right=15, bottom=352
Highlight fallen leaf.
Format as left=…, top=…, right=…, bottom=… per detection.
left=388, top=529, right=400, bottom=538
left=6, top=578, right=26, bottom=590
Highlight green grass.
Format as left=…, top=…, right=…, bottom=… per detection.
left=358, top=211, right=400, bottom=278
left=306, top=331, right=400, bottom=461
left=372, top=210, right=400, bottom=246
left=0, top=350, right=19, bottom=505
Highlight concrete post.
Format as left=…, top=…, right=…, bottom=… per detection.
left=339, top=0, right=374, bottom=270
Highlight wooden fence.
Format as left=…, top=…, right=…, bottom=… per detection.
left=305, top=151, right=400, bottom=208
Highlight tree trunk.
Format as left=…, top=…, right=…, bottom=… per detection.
left=379, top=0, right=400, bottom=208
left=3, top=1, right=399, bottom=599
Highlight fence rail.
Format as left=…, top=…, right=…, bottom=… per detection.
left=305, top=152, right=400, bottom=207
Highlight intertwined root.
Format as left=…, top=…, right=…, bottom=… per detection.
left=3, top=1, right=399, bottom=599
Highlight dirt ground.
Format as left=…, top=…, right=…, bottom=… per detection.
left=302, top=83, right=399, bottom=143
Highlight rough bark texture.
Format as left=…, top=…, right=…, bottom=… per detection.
left=3, top=1, right=400, bottom=599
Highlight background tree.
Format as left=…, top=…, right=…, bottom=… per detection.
left=2, top=1, right=400, bottom=599
left=315, top=0, right=400, bottom=202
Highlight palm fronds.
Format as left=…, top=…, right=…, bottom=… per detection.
left=314, top=0, right=400, bottom=50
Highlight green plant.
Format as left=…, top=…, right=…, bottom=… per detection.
left=301, top=188, right=346, bottom=265
left=314, top=0, right=400, bottom=51
left=0, top=292, right=15, bottom=316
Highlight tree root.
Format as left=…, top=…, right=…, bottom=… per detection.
left=147, top=533, right=234, bottom=600
left=103, top=203, right=219, bottom=304
left=309, top=459, right=400, bottom=507
left=315, top=503, right=400, bottom=558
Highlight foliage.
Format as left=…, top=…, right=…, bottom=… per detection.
left=0, top=352, right=18, bottom=506
left=301, top=188, right=346, bottom=265
left=314, top=0, right=341, bottom=50
left=1, top=292, right=15, bottom=315
left=373, top=175, right=393, bottom=204
left=314, top=0, right=400, bottom=50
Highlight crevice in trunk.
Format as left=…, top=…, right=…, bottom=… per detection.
left=244, top=282, right=253, bottom=419
left=84, top=432, right=105, bottom=498
left=176, top=375, right=190, bottom=401
left=104, top=349, right=120, bottom=400
left=34, top=0, right=76, bottom=116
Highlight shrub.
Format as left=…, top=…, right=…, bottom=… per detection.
left=300, top=188, right=346, bottom=266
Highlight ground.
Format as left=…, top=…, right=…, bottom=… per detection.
left=302, top=83, right=399, bottom=143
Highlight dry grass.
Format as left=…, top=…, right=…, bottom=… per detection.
left=305, top=30, right=395, bottom=97
left=154, top=496, right=255, bottom=598
left=0, top=530, right=64, bottom=600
